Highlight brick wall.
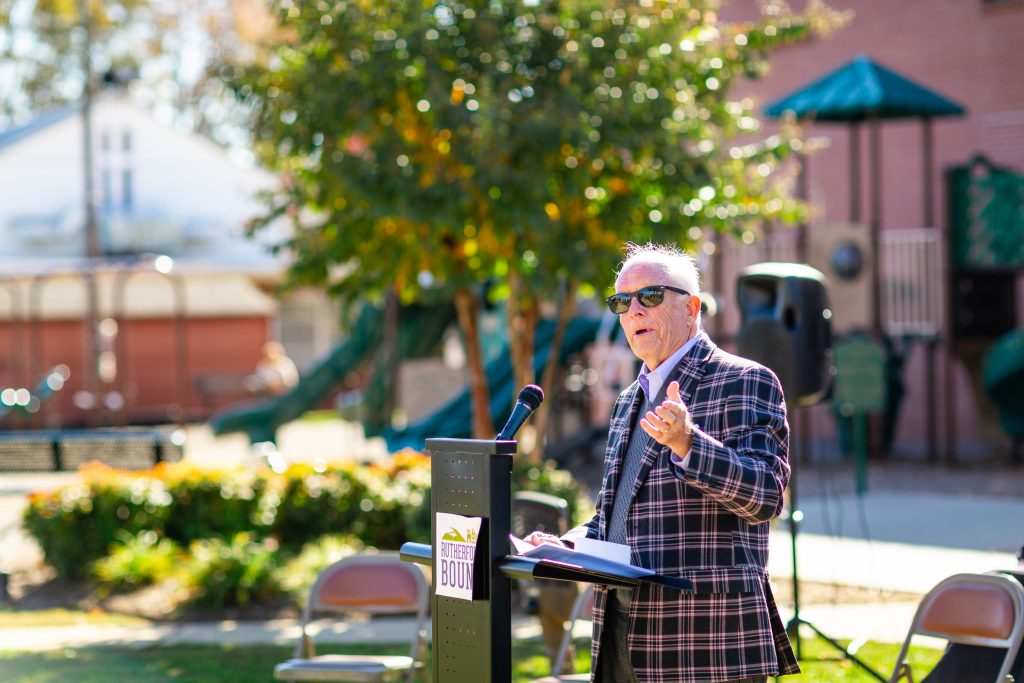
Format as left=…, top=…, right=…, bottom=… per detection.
left=0, top=316, right=269, bottom=427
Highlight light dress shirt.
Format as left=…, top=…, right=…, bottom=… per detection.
left=637, top=331, right=701, bottom=469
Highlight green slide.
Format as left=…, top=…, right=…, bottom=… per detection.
left=209, top=306, right=600, bottom=450
left=984, top=327, right=1024, bottom=440
left=209, top=302, right=456, bottom=444
left=208, top=304, right=384, bottom=444
left=382, top=316, right=602, bottom=452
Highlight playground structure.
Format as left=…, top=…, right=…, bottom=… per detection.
left=208, top=301, right=458, bottom=445
left=0, top=255, right=606, bottom=465
left=0, top=256, right=189, bottom=470
left=762, top=56, right=1024, bottom=462
left=951, top=157, right=1024, bottom=461
left=210, top=307, right=606, bottom=456
left=983, top=325, right=1024, bottom=461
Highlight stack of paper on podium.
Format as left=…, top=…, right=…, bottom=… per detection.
left=508, top=535, right=692, bottom=591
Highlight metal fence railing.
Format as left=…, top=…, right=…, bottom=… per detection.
left=880, top=228, right=943, bottom=339
left=0, top=428, right=184, bottom=472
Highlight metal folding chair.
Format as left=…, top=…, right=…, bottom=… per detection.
left=511, top=490, right=572, bottom=614
left=511, top=491, right=570, bottom=539
left=528, top=583, right=594, bottom=683
left=889, top=572, right=1024, bottom=683
left=512, top=491, right=580, bottom=674
left=274, top=552, right=430, bottom=683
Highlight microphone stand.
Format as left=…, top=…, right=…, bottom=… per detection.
left=784, top=406, right=886, bottom=682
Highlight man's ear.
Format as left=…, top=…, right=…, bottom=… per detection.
left=689, top=295, right=702, bottom=318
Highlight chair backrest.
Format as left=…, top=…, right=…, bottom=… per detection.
left=299, top=552, right=430, bottom=661
left=512, top=491, right=570, bottom=538
left=307, top=552, right=428, bottom=616
left=890, top=572, right=1024, bottom=683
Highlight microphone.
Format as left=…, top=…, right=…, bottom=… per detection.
left=497, top=384, right=545, bottom=441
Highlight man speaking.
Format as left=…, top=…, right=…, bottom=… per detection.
left=528, top=242, right=799, bottom=683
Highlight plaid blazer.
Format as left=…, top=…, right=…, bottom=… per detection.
left=577, top=331, right=799, bottom=683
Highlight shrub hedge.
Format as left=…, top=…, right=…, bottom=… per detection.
left=181, top=533, right=284, bottom=609
left=23, top=449, right=590, bottom=582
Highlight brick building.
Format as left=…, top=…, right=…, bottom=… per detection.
left=712, top=0, right=1024, bottom=459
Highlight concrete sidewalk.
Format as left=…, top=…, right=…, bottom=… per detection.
left=794, top=489, right=1024, bottom=554
left=767, top=488, right=1024, bottom=595
left=0, top=615, right=429, bottom=653
left=0, top=604, right=922, bottom=653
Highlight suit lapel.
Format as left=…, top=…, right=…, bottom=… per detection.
left=601, top=381, right=645, bottom=524
left=670, top=332, right=715, bottom=407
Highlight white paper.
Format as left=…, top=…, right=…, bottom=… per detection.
left=435, top=512, right=483, bottom=601
left=509, top=533, right=536, bottom=555
left=573, top=537, right=632, bottom=565
left=509, top=533, right=633, bottom=566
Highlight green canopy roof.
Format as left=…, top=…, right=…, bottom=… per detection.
left=763, top=54, right=965, bottom=122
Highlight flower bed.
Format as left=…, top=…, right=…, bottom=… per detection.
left=22, top=449, right=588, bottom=609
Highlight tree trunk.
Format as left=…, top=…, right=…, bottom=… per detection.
left=453, top=288, right=494, bottom=439
left=382, top=288, right=400, bottom=427
left=529, top=280, right=577, bottom=463
left=506, top=272, right=538, bottom=396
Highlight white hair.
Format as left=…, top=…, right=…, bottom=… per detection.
left=616, top=242, right=701, bottom=295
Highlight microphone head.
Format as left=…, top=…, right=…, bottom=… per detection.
left=519, top=384, right=544, bottom=411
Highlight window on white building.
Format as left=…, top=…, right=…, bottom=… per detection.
left=122, top=169, right=133, bottom=210
left=102, top=169, right=113, bottom=211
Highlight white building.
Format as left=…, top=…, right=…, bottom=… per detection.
left=0, top=90, right=340, bottom=426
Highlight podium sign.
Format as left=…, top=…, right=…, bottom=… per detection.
left=427, top=438, right=515, bottom=683
left=435, top=512, right=482, bottom=600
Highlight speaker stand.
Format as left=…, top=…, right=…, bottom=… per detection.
left=784, top=408, right=886, bottom=682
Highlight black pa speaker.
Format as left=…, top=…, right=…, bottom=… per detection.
left=736, top=263, right=833, bottom=407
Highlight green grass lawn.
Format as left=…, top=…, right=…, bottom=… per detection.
left=0, top=637, right=942, bottom=683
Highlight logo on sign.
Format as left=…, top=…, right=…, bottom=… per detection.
left=435, top=513, right=482, bottom=601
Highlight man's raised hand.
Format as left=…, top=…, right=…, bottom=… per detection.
left=639, top=380, right=694, bottom=455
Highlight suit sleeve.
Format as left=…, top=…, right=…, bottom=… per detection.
left=565, top=476, right=606, bottom=541
left=563, top=518, right=598, bottom=542
left=673, top=364, right=790, bottom=524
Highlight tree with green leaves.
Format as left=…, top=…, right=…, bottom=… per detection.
left=232, top=0, right=846, bottom=448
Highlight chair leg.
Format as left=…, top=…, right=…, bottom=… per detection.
left=894, top=662, right=914, bottom=683
left=538, top=581, right=580, bottom=675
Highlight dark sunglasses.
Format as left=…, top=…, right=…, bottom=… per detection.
left=605, top=285, right=689, bottom=315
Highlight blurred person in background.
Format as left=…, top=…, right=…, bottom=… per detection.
left=249, top=341, right=299, bottom=395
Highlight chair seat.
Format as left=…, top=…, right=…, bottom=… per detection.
left=274, top=655, right=417, bottom=682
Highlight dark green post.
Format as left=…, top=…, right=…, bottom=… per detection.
left=852, top=414, right=869, bottom=495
